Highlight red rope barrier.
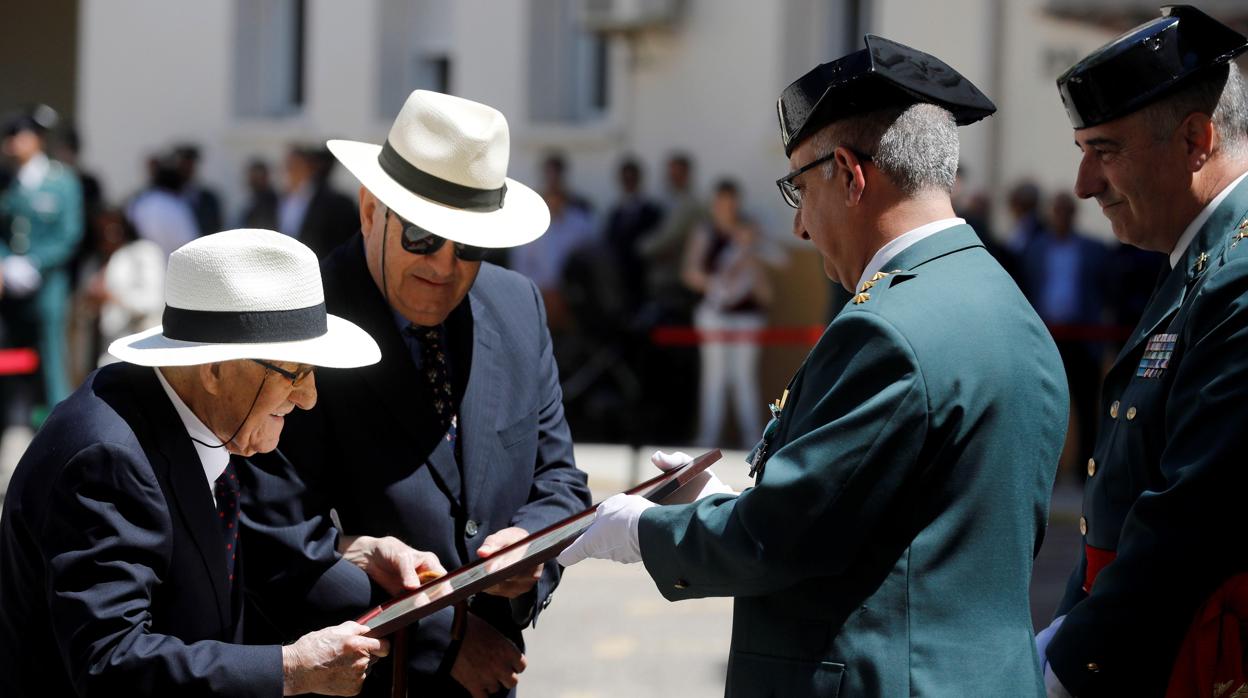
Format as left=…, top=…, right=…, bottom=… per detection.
left=650, top=323, right=1134, bottom=347
left=0, top=349, right=39, bottom=376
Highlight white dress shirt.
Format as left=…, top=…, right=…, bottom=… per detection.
left=1169, top=170, right=1248, bottom=268
left=154, top=368, right=229, bottom=505
left=855, top=217, right=965, bottom=292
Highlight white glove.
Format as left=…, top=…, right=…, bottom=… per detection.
left=557, top=494, right=655, bottom=567
left=1044, top=663, right=1074, bottom=698
left=2, top=256, right=41, bottom=297
left=1035, top=615, right=1065, bottom=670
left=650, top=450, right=735, bottom=504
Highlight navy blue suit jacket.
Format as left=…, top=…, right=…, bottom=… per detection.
left=243, top=235, right=591, bottom=696
left=0, top=363, right=373, bottom=697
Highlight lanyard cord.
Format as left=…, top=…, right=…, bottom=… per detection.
left=187, top=373, right=267, bottom=450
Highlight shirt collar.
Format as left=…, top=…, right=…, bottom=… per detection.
left=17, top=153, right=49, bottom=190
left=1169, top=170, right=1248, bottom=268
left=153, top=368, right=230, bottom=490
left=855, top=217, right=965, bottom=292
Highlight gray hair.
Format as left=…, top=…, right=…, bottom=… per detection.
left=810, top=103, right=960, bottom=195
left=1141, top=62, right=1248, bottom=156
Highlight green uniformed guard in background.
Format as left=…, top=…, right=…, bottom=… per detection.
left=560, top=36, right=1069, bottom=697
left=1037, top=7, right=1248, bottom=697
left=1, top=108, right=84, bottom=412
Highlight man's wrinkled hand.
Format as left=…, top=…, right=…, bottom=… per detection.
left=341, top=535, right=446, bottom=596
left=557, top=494, right=655, bottom=567
left=477, top=526, right=542, bottom=598
left=451, top=611, right=527, bottom=698
left=282, top=620, right=388, bottom=696
left=650, top=450, right=735, bottom=504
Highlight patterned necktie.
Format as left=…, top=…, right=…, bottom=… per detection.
left=213, top=461, right=241, bottom=583
left=413, top=326, right=456, bottom=440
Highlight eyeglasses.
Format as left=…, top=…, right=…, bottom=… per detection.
left=775, top=150, right=872, bottom=209
left=251, top=359, right=315, bottom=387
left=386, top=208, right=488, bottom=261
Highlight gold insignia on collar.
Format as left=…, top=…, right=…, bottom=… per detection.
left=858, top=280, right=875, bottom=293
left=1195, top=251, right=1209, bottom=273
left=1233, top=231, right=1248, bottom=248
left=869, top=271, right=889, bottom=282
left=1238, top=217, right=1248, bottom=231
left=852, top=292, right=871, bottom=304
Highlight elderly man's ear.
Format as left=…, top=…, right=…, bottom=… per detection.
left=358, top=187, right=379, bottom=237
left=200, top=362, right=228, bottom=397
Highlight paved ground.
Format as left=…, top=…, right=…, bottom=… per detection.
left=0, top=434, right=1083, bottom=696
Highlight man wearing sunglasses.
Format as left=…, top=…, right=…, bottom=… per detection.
left=244, top=90, right=591, bottom=698
left=559, top=36, right=1068, bottom=696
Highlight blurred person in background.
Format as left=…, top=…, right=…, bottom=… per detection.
left=0, top=107, right=84, bottom=419
left=1018, top=191, right=1108, bottom=479
left=1006, top=179, right=1045, bottom=257
left=279, top=145, right=358, bottom=259
left=128, top=150, right=199, bottom=259
left=637, top=152, right=704, bottom=442
left=54, top=125, right=105, bottom=289
left=509, top=185, right=597, bottom=332
left=603, top=157, right=663, bottom=317
left=682, top=178, right=784, bottom=449
left=539, top=151, right=593, bottom=215
left=641, top=152, right=704, bottom=312
left=80, top=209, right=164, bottom=367
left=238, top=158, right=278, bottom=230
left=173, top=143, right=223, bottom=237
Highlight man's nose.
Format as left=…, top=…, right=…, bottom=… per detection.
left=291, top=373, right=317, bottom=411
left=1073, top=153, right=1103, bottom=201
left=791, top=210, right=808, bottom=240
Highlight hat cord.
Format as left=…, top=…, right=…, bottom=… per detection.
left=187, top=373, right=268, bottom=450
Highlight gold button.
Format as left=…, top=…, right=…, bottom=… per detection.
left=674, top=579, right=689, bottom=590
left=1086, top=662, right=1100, bottom=673
left=1087, top=458, right=1096, bottom=477
left=1079, top=516, right=1088, bottom=535
left=1126, top=406, right=1137, bottom=421
left=1110, top=400, right=1120, bottom=419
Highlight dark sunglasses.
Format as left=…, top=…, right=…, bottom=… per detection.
left=251, top=359, right=315, bottom=387
left=775, top=149, right=872, bottom=209
left=386, top=208, right=488, bottom=261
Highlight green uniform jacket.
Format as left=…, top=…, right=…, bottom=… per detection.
left=639, top=225, right=1068, bottom=697
left=0, top=159, right=84, bottom=404
left=1047, top=174, right=1248, bottom=696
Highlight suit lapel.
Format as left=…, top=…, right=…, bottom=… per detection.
left=127, top=366, right=232, bottom=628
left=458, top=292, right=500, bottom=517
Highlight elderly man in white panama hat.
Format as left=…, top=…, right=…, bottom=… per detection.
left=0, top=229, right=447, bottom=697
left=243, top=90, right=592, bottom=697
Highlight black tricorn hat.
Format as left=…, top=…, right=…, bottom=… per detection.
left=777, top=35, right=996, bottom=157
left=1057, top=5, right=1248, bottom=130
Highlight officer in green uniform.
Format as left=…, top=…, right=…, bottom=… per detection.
left=1037, top=7, right=1248, bottom=697
left=560, top=36, right=1069, bottom=697
left=0, top=109, right=84, bottom=409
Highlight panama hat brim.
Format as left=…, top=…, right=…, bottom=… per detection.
left=328, top=139, right=550, bottom=249
left=107, top=313, right=381, bottom=368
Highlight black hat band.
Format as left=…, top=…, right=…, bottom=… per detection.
left=378, top=140, right=507, bottom=212
left=162, top=304, right=328, bottom=344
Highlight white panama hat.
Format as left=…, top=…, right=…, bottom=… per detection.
left=327, top=89, right=550, bottom=249
left=108, top=229, right=381, bottom=368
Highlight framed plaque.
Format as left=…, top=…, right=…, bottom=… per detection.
left=357, top=449, right=722, bottom=637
